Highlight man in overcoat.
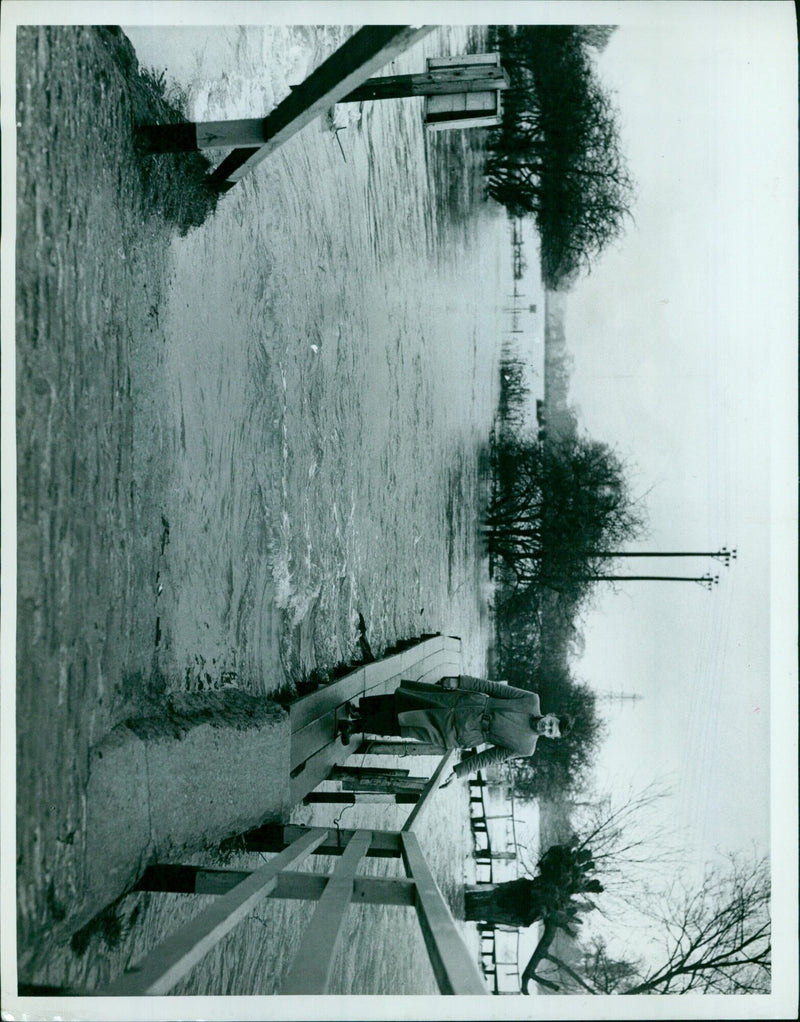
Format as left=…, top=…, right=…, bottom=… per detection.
left=338, top=675, right=572, bottom=783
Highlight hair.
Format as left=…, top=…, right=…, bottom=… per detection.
left=556, top=713, right=574, bottom=737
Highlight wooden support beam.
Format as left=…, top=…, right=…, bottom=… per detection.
left=356, top=739, right=447, bottom=756
left=99, top=828, right=329, bottom=996
left=329, top=765, right=411, bottom=780
left=400, top=832, right=487, bottom=995
left=342, top=775, right=427, bottom=793
left=339, top=65, right=509, bottom=102
left=304, top=790, right=420, bottom=805
left=282, top=830, right=372, bottom=994
left=276, top=870, right=415, bottom=907
left=136, top=864, right=416, bottom=905
left=227, top=822, right=403, bottom=858
left=208, top=25, right=433, bottom=190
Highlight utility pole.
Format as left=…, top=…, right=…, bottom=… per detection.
left=582, top=574, right=720, bottom=590
left=587, top=547, right=737, bottom=566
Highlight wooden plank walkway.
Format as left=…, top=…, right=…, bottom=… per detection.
left=289, top=635, right=461, bottom=804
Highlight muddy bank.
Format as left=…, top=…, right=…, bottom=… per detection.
left=14, top=26, right=218, bottom=963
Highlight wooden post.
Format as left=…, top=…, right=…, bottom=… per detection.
left=226, top=822, right=403, bottom=858
left=304, top=791, right=420, bottom=805
left=282, top=830, right=372, bottom=993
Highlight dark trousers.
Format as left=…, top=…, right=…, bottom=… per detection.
left=358, top=694, right=400, bottom=736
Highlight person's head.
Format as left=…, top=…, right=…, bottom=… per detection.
left=535, top=712, right=574, bottom=739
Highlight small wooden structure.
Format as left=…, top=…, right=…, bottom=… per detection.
left=424, top=54, right=507, bottom=132
left=479, top=925, right=522, bottom=994
left=137, top=27, right=508, bottom=189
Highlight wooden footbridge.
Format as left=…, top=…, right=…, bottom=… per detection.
left=288, top=632, right=461, bottom=805
left=30, top=635, right=489, bottom=997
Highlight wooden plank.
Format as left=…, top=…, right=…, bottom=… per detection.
left=400, top=832, right=487, bottom=995
left=304, top=791, right=420, bottom=805
left=340, top=65, right=508, bottom=102
left=289, top=737, right=352, bottom=804
left=426, top=113, right=503, bottom=132
left=402, top=752, right=454, bottom=832
left=99, top=828, right=329, bottom=996
left=465, top=91, right=498, bottom=112
left=290, top=710, right=339, bottom=769
left=289, top=667, right=366, bottom=733
left=341, top=776, right=427, bottom=793
left=356, top=739, right=446, bottom=757
left=136, top=864, right=415, bottom=904
left=282, top=830, right=372, bottom=994
left=231, top=822, right=402, bottom=858
left=330, top=765, right=410, bottom=780
left=209, top=26, right=434, bottom=189
left=427, top=53, right=501, bottom=69
left=362, top=654, right=405, bottom=688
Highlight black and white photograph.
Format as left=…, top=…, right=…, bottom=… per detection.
left=1, top=1, right=796, bottom=1018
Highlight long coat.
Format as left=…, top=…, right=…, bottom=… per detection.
left=394, top=676, right=542, bottom=778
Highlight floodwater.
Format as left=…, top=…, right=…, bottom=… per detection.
left=126, top=23, right=507, bottom=691
left=15, top=24, right=519, bottom=991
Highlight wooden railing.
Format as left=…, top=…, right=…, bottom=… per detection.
left=478, top=925, right=521, bottom=994
left=94, top=751, right=486, bottom=996
left=469, top=772, right=518, bottom=884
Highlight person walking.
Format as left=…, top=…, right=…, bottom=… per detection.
left=337, top=675, right=572, bottom=784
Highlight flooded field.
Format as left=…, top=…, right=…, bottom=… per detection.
left=15, top=24, right=513, bottom=988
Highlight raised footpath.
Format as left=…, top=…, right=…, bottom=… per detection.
left=78, top=689, right=291, bottom=934
left=65, top=634, right=462, bottom=941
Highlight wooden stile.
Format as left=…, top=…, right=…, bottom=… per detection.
left=282, top=829, right=373, bottom=994
left=99, top=828, right=329, bottom=996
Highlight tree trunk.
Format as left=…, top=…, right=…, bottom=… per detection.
left=464, top=879, right=549, bottom=927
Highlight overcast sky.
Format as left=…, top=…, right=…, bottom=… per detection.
left=554, top=3, right=795, bottom=876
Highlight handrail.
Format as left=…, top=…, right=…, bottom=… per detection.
left=400, top=832, right=487, bottom=995
left=402, top=751, right=454, bottom=832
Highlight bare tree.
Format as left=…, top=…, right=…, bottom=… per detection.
left=523, top=852, right=770, bottom=995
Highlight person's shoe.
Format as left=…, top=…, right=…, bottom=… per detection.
left=337, top=718, right=352, bottom=745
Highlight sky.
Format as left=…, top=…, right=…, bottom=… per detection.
left=555, top=3, right=795, bottom=876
